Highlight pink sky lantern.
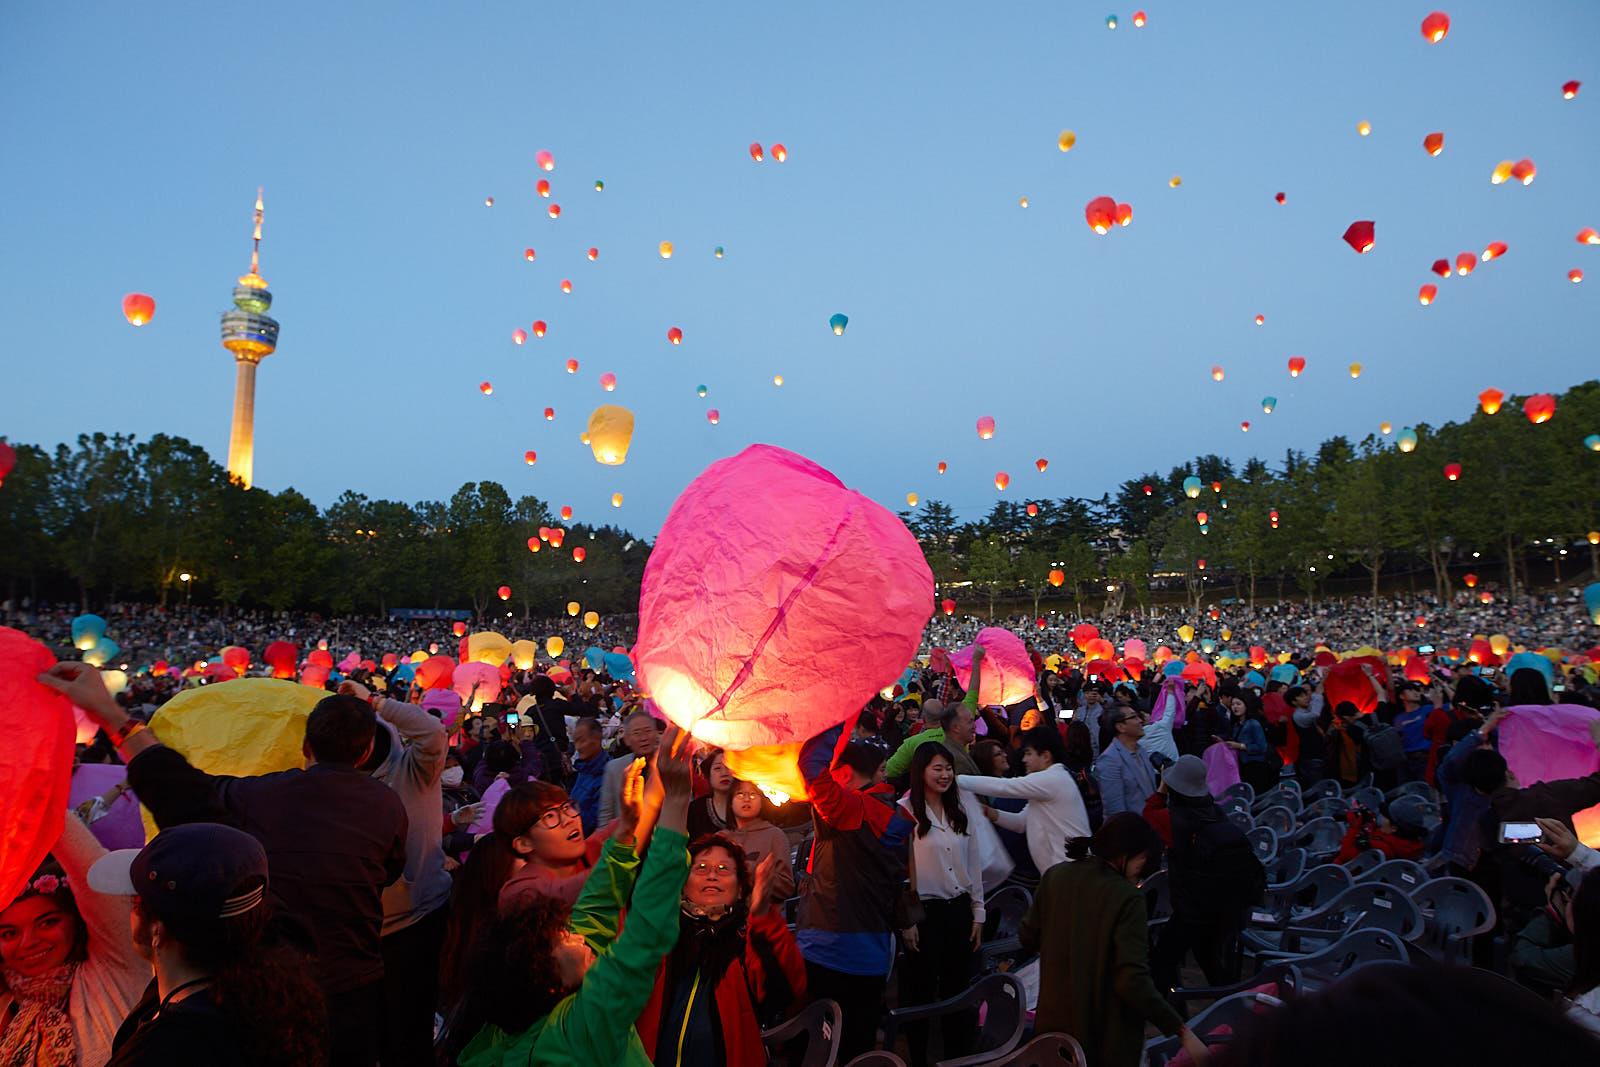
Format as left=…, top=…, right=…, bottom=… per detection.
left=706, top=409, right=720, bottom=424
left=535, top=150, right=554, bottom=171
left=0, top=628, right=75, bottom=910
left=600, top=372, right=616, bottom=391
left=512, top=328, right=527, bottom=345
left=1124, top=638, right=1147, bottom=661
left=948, top=628, right=1037, bottom=707
left=634, top=444, right=933, bottom=800
left=452, top=661, right=500, bottom=710
left=976, top=416, right=995, bottom=439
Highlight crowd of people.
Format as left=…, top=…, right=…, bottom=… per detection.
left=5, top=586, right=1600, bottom=1067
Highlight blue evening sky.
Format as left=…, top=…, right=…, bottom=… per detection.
left=1, top=1, right=1594, bottom=534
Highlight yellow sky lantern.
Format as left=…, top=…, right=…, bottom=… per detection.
left=586, top=405, right=635, bottom=465
left=546, top=636, right=565, bottom=657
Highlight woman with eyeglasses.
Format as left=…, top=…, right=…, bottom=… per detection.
left=635, top=834, right=807, bottom=1066
left=724, top=779, right=795, bottom=907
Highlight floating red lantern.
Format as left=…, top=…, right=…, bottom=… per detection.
left=1049, top=569, right=1065, bottom=587
left=1211, top=482, right=1222, bottom=493
left=566, top=359, right=578, bottom=373
left=1464, top=573, right=1478, bottom=588
left=1423, top=132, right=1444, bottom=156
left=1571, top=269, right=1585, bottom=284
left=1419, top=284, right=1437, bottom=305
left=1431, top=259, right=1451, bottom=277
left=1037, top=618, right=1047, bottom=630
left=497, top=585, right=511, bottom=600
left=524, top=248, right=536, bottom=261
left=1275, top=192, right=1286, bottom=204
left=561, top=279, right=572, bottom=293
left=1197, top=511, right=1209, bottom=524
left=1197, top=559, right=1207, bottom=570
left=771, top=143, right=787, bottom=162
left=1241, top=421, right=1251, bottom=432
left=547, top=204, right=561, bottom=219
left=976, top=416, right=996, bottom=440
left=523, top=450, right=536, bottom=465
left=1343, top=220, right=1375, bottom=253
left=1563, top=80, right=1581, bottom=99
left=994, top=472, right=1010, bottom=490
left=1084, top=196, right=1117, bottom=234
left=667, top=327, right=683, bottom=345
left=1456, top=252, right=1476, bottom=276
left=1254, top=315, right=1264, bottom=326
left=537, top=179, right=550, bottom=197
left=1523, top=393, right=1556, bottom=424
left=587, top=247, right=598, bottom=261
left=1420, top=11, right=1450, bottom=43
left=121, top=293, right=155, bottom=326
left=1482, top=241, right=1508, bottom=261
left=532, top=320, right=547, bottom=337
left=937, top=461, right=947, bottom=474
left=1115, top=202, right=1133, bottom=227
left=1143, top=484, right=1153, bottom=495
left=479, top=381, right=493, bottom=395
left=1026, top=503, right=1039, bottom=517
left=749, top=143, right=764, bottom=162
left=543, top=407, right=554, bottom=420
left=527, top=537, right=540, bottom=552
left=1211, top=365, right=1225, bottom=381
left=942, top=599, right=956, bottom=616
left=1443, top=462, right=1461, bottom=481
left=1510, top=159, right=1537, bottom=185
left=1035, top=458, right=1048, bottom=472
left=1580, top=229, right=1600, bottom=245
left=561, top=505, right=572, bottom=521
left=573, top=547, right=586, bottom=562
left=1288, top=356, right=1306, bottom=377
left=1478, top=388, right=1503, bottom=415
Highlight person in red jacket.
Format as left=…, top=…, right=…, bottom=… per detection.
left=636, top=833, right=806, bottom=1066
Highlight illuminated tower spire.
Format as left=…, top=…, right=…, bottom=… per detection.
left=219, top=188, right=279, bottom=488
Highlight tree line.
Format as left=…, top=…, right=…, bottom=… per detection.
left=0, top=433, right=650, bottom=617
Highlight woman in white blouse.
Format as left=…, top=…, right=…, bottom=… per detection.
left=897, top=743, right=985, bottom=1067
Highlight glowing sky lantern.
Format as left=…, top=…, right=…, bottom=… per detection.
left=1350, top=363, right=1364, bottom=378
left=1115, top=202, right=1133, bottom=227
left=543, top=407, right=554, bottom=420
left=714, top=247, right=724, bottom=258
left=1036, top=458, right=1048, bottom=473
left=976, top=415, right=996, bottom=440
left=536, top=179, right=550, bottom=197
left=1524, top=393, right=1556, bottom=424
left=497, top=585, right=511, bottom=600
left=567, top=602, right=580, bottom=616
left=1464, top=573, right=1478, bottom=588
left=1431, top=259, right=1451, bottom=277
left=599, top=372, right=616, bottom=392
left=1105, top=14, right=1117, bottom=28
left=523, top=450, right=536, bottom=465
left=773, top=375, right=783, bottom=386
left=1275, top=192, right=1286, bottom=204
left=1564, top=80, right=1581, bottom=99
left=1397, top=427, right=1419, bottom=452
left=561, top=505, right=572, bottom=521
left=1423, top=132, right=1444, bottom=156
left=829, top=313, right=849, bottom=335
left=937, top=462, right=947, bottom=474
left=772, top=143, right=787, bottom=162
left=1357, top=121, right=1371, bottom=136
left=566, top=359, right=579, bottom=373
left=484, top=197, right=493, bottom=206
left=527, top=537, right=540, bottom=552
left=1211, top=365, right=1225, bottom=381
left=1197, top=511, right=1209, bottom=525
left=906, top=492, right=918, bottom=507
left=1478, top=388, right=1504, bottom=415
left=121, top=293, right=155, bottom=326
left=1169, top=176, right=1181, bottom=187
left=1049, top=569, right=1065, bottom=587
left=697, top=386, right=707, bottom=398
left=1587, top=583, right=1600, bottom=626
left=1483, top=241, right=1508, bottom=261
left=512, top=327, right=527, bottom=345
left=0, top=442, right=13, bottom=486
left=535, top=150, right=554, bottom=171
left=1585, top=435, right=1600, bottom=452
left=1444, top=462, right=1461, bottom=481
left=1580, top=229, right=1600, bottom=245
left=479, top=381, right=493, bottom=395
left=587, top=247, right=598, bottom=261
left=1287, top=356, right=1305, bottom=377
left=749, top=142, right=764, bottom=162
left=586, top=404, right=635, bottom=464
left=1420, top=10, right=1450, bottom=42
left=942, top=599, right=956, bottom=616
left=1510, top=159, right=1537, bottom=185
left=659, top=240, right=674, bottom=259
left=1133, top=10, right=1146, bottom=26
left=573, top=547, right=586, bottom=562
left=547, top=204, right=560, bottom=219
left=547, top=636, right=565, bottom=657
left=594, top=180, right=603, bottom=191
left=613, top=492, right=624, bottom=507
left=1019, top=197, right=1029, bottom=208
left=1255, top=315, right=1265, bottom=326
left=1085, top=196, right=1117, bottom=234
left=1491, top=161, right=1514, bottom=185
left=1026, top=503, right=1038, bottom=517
left=1342, top=220, right=1375, bottom=253
left=453, top=621, right=468, bottom=637
left=512, top=640, right=539, bottom=671
left=1182, top=476, right=1202, bottom=498
left=1178, top=624, right=1195, bottom=643
left=561, top=279, right=572, bottom=293
left=532, top=320, right=546, bottom=338
left=1572, top=270, right=1585, bottom=284
left=1456, top=252, right=1476, bottom=276
left=1419, top=284, right=1437, bottom=305
left=583, top=610, right=600, bottom=630
left=994, top=472, right=1010, bottom=490
left=707, top=409, right=720, bottom=425
left=1380, top=422, right=1392, bottom=434
left=667, top=327, right=683, bottom=345
left=1262, top=396, right=1277, bottom=413
left=1058, top=130, right=1076, bottom=151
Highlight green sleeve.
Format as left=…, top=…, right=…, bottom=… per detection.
left=1110, top=891, right=1186, bottom=1036
left=569, top=838, right=642, bottom=953
left=884, top=733, right=927, bottom=780
left=964, top=657, right=982, bottom=711
left=550, top=828, right=691, bottom=1059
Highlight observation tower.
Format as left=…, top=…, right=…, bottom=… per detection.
left=219, top=188, right=279, bottom=488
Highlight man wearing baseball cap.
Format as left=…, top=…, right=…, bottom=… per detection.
left=89, top=823, right=327, bottom=1065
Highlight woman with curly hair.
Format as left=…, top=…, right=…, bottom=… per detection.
left=1, top=812, right=149, bottom=1067
left=635, top=834, right=806, bottom=1066
left=452, top=724, right=697, bottom=1066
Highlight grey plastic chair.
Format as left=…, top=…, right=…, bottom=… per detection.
left=968, top=1032, right=1087, bottom=1067
left=1385, top=781, right=1439, bottom=804
left=1246, top=825, right=1280, bottom=862
left=1389, top=795, right=1443, bottom=831
left=1255, top=804, right=1297, bottom=836
left=1409, top=876, right=1497, bottom=964
left=1246, top=880, right=1425, bottom=958
left=1347, top=786, right=1385, bottom=812
left=1226, top=806, right=1257, bottom=831
left=1300, top=796, right=1351, bottom=825
left=1255, top=862, right=1353, bottom=927
left=1144, top=990, right=1286, bottom=1066
left=1340, top=848, right=1387, bottom=879
left=1252, top=781, right=1303, bottom=814
left=1167, top=960, right=1301, bottom=1016
left=1264, top=847, right=1308, bottom=890
left=762, top=997, right=841, bottom=1067
left=1302, top=779, right=1343, bottom=803
left=1141, top=868, right=1173, bottom=933
left=984, top=885, right=1033, bottom=941
left=885, top=973, right=1027, bottom=1067
left=1220, top=781, right=1257, bottom=806
left=1292, top=927, right=1411, bottom=991
left=1359, top=858, right=1430, bottom=893
left=1285, top=816, right=1345, bottom=861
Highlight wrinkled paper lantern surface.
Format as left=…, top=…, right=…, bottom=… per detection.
left=947, top=628, right=1037, bottom=707
left=0, top=629, right=75, bottom=909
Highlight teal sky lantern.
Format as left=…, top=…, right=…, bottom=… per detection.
left=1261, top=396, right=1277, bottom=414
left=1182, top=475, right=1202, bottom=498
left=829, top=313, right=848, bottom=335
left=696, top=384, right=707, bottom=398
left=1585, top=434, right=1600, bottom=451
left=1397, top=427, right=1419, bottom=452
left=71, top=613, right=106, bottom=651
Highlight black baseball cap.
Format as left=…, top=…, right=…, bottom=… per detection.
left=88, top=823, right=268, bottom=926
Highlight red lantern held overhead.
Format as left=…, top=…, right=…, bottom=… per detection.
left=1420, top=11, right=1450, bottom=43
left=1456, top=252, right=1476, bottom=276
left=942, top=599, right=956, bottom=616
left=1343, top=220, right=1375, bottom=253
left=1483, top=241, right=1507, bottom=261
left=497, top=586, right=511, bottom=600
left=1423, top=132, right=1444, bottom=156
left=994, top=472, right=1010, bottom=490
left=1036, top=458, right=1048, bottom=472
left=1084, top=196, right=1117, bottom=234
left=1444, top=462, right=1461, bottom=481
left=1523, top=393, right=1556, bottom=424
left=122, top=293, right=156, bottom=326
left=1478, top=388, right=1503, bottom=415
left=1288, top=356, right=1306, bottom=377
left=1419, top=284, right=1437, bottom=305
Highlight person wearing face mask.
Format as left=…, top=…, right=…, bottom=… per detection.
left=440, top=750, right=484, bottom=860
left=1019, top=813, right=1210, bottom=1067
left=88, top=822, right=326, bottom=1066
left=635, top=835, right=806, bottom=1066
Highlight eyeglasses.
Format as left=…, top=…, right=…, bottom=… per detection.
left=692, top=861, right=733, bottom=876
left=534, top=802, right=580, bottom=830
left=732, top=790, right=763, bottom=800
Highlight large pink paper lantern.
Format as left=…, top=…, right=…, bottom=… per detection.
left=0, top=628, right=75, bottom=909
left=635, top=445, right=933, bottom=797
left=947, top=628, right=1037, bottom=707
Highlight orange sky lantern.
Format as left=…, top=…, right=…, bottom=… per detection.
left=1523, top=393, right=1556, bottom=424
left=659, top=241, right=674, bottom=259
left=1423, top=132, right=1444, bottom=156
left=1419, top=284, right=1437, bottom=305
left=1342, top=220, right=1375, bottom=253
left=1084, top=196, right=1117, bottom=234
left=532, top=320, right=546, bottom=337
left=1580, top=229, right=1600, bottom=245
left=1026, top=503, right=1038, bottom=517
left=1288, top=356, right=1306, bottom=377
left=1036, top=458, right=1048, bottom=472
left=523, top=450, right=536, bottom=465
left=749, top=143, right=764, bottom=162
left=537, top=179, right=550, bottom=197
left=1483, top=241, right=1507, bottom=261
left=498, top=585, right=511, bottom=600
left=1456, top=252, right=1476, bottom=276
left=543, top=407, right=554, bottom=420
left=479, top=381, right=493, bottom=395
left=561, top=505, right=572, bottom=520
left=612, top=493, right=624, bottom=507
left=937, top=461, right=947, bottom=474
left=1115, top=202, right=1133, bottom=227
left=122, top=293, right=155, bottom=326
left=1478, top=388, right=1504, bottom=414
left=1420, top=11, right=1450, bottom=42
left=566, top=359, right=578, bottom=373
left=994, top=472, right=1010, bottom=490
left=1510, top=159, right=1537, bottom=185
left=1212, top=365, right=1225, bottom=381
left=1049, top=570, right=1065, bottom=587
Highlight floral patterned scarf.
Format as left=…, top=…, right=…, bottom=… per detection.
left=0, top=964, right=76, bottom=1067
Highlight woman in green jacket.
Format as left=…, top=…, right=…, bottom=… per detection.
left=452, top=724, right=695, bottom=1067
left=1018, top=813, right=1210, bottom=1067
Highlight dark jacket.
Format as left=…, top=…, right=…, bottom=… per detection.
left=128, top=745, right=408, bottom=994
left=1487, top=769, right=1600, bottom=914
left=1019, top=857, right=1185, bottom=1067
left=107, top=983, right=240, bottom=1066
left=569, top=751, right=609, bottom=835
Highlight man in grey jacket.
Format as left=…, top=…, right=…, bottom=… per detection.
left=341, top=680, right=450, bottom=1067
left=1096, top=705, right=1159, bottom=816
